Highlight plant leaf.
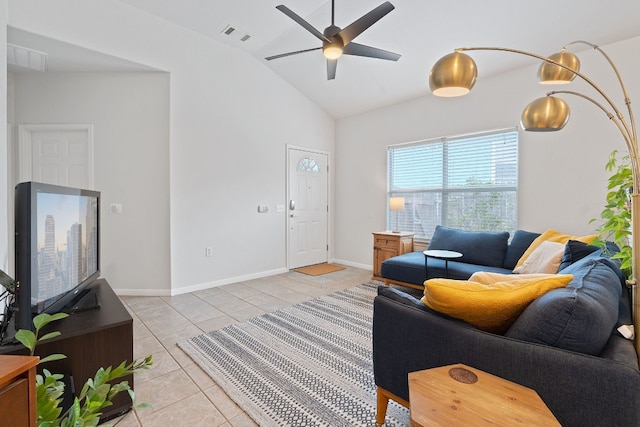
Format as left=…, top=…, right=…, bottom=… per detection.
left=38, top=331, right=62, bottom=342
left=32, top=312, right=68, bottom=330
left=39, top=353, right=68, bottom=364
left=14, top=329, right=36, bottom=352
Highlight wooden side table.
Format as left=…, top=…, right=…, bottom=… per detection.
left=372, top=231, right=414, bottom=279
left=0, top=355, right=40, bottom=427
left=408, top=364, right=560, bottom=427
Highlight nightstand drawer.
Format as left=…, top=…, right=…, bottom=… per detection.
left=374, top=237, right=398, bottom=249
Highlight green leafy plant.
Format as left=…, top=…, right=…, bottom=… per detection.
left=590, top=149, right=633, bottom=277
left=15, top=312, right=153, bottom=427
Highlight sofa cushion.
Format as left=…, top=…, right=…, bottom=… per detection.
left=506, top=258, right=622, bottom=355
left=377, top=285, right=429, bottom=312
left=513, top=241, right=564, bottom=274
left=558, top=240, right=600, bottom=271
left=515, top=228, right=597, bottom=269
left=427, top=225, right=509, bottom=268
left=421, top=274, right=573, bottom=333
left=381, top=252, right=513, bottom=286
left=502, top=229, right=540, bottom=270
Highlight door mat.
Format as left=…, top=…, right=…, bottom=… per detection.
left=294, top=263, right=346, bottom=276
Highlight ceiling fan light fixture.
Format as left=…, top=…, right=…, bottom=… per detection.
left=323, top=43, right=343, bottom=60
left=269, top=1, right=399, bottom=79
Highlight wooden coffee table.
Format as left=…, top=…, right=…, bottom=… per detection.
left=408, top=364, right=560, bottom=426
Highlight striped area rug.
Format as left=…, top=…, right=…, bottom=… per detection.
left=179, top=283, right=409, bottom=426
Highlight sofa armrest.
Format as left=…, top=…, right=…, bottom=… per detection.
left=372, top=290, right=640, bottom=427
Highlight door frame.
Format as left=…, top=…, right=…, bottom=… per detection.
left=286, top=144, right=331, bottom=270
left=18, top=124, right=95, bottom=188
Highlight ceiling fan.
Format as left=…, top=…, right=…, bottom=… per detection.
left=265, top=0, right=401, bottom=80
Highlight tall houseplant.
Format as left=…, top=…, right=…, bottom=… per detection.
left=591, top=149, right=633, bottom=277
left=15, top=312, right=153, bottom=427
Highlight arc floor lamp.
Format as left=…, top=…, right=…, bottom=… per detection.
left=429, top=41, right=639, bottom=356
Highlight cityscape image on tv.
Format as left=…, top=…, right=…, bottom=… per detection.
left=36, top=192, right=98, bottom=305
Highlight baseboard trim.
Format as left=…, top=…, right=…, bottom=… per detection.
left=114, top=260, right=372, bottom=297
left=114, top=267, right=289, bottom=297
left=331, top=258, right=371, bottom=271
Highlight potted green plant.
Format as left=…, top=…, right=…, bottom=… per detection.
left=590, top=149, right=633, bottom=277
left=15, top=312, right=153, bottom=427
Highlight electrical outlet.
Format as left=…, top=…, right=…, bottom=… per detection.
left=205, top=247, right=213, bottom=257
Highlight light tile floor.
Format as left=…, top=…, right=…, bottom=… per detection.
left=109, top=265, right=375, bottom=427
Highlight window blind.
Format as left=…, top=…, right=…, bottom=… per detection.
left=387, top=128, right=518, bottom=239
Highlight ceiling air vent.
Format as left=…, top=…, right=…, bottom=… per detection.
left=7, top=43, right=48, bottom=72
left=221, top=25, right=252, bottom=43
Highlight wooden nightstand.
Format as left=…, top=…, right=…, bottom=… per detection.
left=0, top=355, right=39, bottom=427
left=372, top=231, right=414, bottom=279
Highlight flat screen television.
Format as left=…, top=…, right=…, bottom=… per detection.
left=14, top=182, right=100, bottom=330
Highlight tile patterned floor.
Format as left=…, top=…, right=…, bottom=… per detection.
left=110, top=265, right=375, bottom=427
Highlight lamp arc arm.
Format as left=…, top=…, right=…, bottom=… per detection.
left=457, top=47, right=633, bottom=146
left=563, top=40, right=636, bottom=147
left=547, top=89, right=640, bottom=192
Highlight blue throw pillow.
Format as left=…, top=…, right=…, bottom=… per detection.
left=558, top=240, right=600, bottom=271
left=505, top=258, right=622, bottom=355
left=427, top=225, right=509, bottom=268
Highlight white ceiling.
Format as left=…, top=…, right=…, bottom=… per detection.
left=9, top=0, right=640, bottom=119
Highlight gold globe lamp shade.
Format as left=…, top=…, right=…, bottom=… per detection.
left=429, top=51, right=478, bottom=97
left=538, top=51, right=580, bottom=84
left=521, top=96, right=570, bottom=131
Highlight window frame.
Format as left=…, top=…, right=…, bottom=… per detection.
left=387, top=127, right=519, bottom=241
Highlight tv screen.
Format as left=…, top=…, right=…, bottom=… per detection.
left=14, top=182, right=100, bottom=328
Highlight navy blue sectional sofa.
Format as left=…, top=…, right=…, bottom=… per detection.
left=373, top=226, right=640, bottom=426
left=381, top=225, right=539, bottom=288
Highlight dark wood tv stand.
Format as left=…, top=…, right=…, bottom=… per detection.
left=0, top=278, right=134, bottom=422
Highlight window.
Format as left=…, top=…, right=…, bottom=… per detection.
left=387, top=128, right=518, bottom=240
left=297, top=156, right=320, bottom=172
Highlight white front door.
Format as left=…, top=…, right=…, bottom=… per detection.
left=287, top=147, right=329, bottom=269
left=18, top=124, right=94, bottom=189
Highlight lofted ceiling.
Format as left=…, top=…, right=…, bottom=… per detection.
left=10, top=0, right=640, bottom=119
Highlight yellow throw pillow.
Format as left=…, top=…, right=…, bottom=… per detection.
left=469, top=271, right=559, bottom=284
left=421, top=274, right=574, bottom=333
left=514, top=228, right=597, bottom=269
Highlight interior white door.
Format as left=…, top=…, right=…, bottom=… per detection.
left=19, top=124, right=94, bottom=189
left=287, top=147, right=329, bottom=269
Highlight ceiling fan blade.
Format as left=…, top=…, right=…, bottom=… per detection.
left=276, top=5, right=331, bottom=43
left=265, top=47, right=321, bottom=61
left=327, top=59, right=337, bottom=80
left=338, top=1, right=395, bottom=45
left=343, top=42, right=400, bottom=61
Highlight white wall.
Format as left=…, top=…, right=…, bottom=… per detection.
left=11, top=72, right=171, bottom=293
left=7, top=0, right=335, bottom=295
left=0, top=0, right=8, bottom=274
left=334, top=36, right=640, bottom=268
